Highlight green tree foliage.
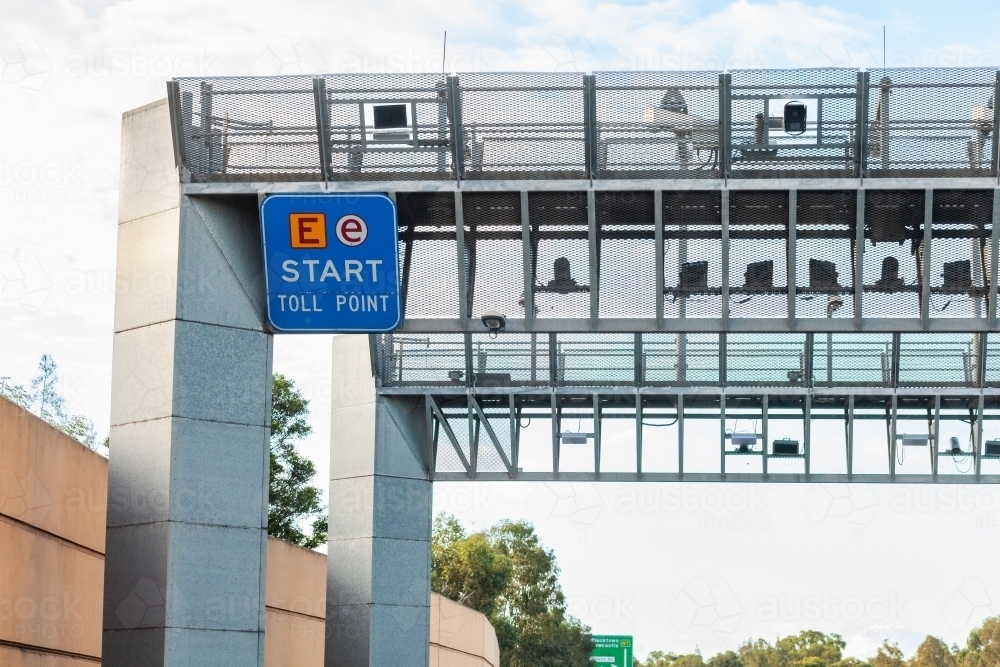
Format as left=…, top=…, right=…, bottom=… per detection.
left=638, top=624, right=1000, bottom=667
left=872, top=642, right=907, bottom=667
left=2, top=355, right=101, bottom=451
left=777, top=631, right=847, bottom=667
left=431, top=514, right=594, bottom=667
left=709, top=652, right=742, bottom=667
left=911, top=637, right=958, bottom=667
left=958, top=617, right=1000, bottom=667
left=269, top=374, right=327, bottom=549
left=636, top=652, right=705, bottom=667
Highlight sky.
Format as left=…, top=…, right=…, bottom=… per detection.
left=2, top=0, right=1000, bottom=661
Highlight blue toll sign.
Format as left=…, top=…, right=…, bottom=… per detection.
left=260, top=194, right=401, bottom=333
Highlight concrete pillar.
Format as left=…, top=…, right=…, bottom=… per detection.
left=103, top=99, right=272, bottom=666
left=327, top=335, right=433, bottom=667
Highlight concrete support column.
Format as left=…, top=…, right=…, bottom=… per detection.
left=103, top=99, right=272, bottom=666
left=327, top=335, right=433, bottom=667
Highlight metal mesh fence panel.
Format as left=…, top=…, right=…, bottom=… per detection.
left=476, top=407, right=514, bottom=473
left=470, top=333, right=549, bottom=387
left=442, top=410, right=473, bottom=472
left=928, top=190, right=993, bottom=319
left=862, top=190, right=924, bottom=319
left=322, top=73, right=454, bottom=181
left=174, top=76, right=320, bottom=182
left=865, top=68, right=998, bottom=178
left=397, top=193, right=459, bottom=319
left=458, top=72, right=587, bottom=179
left=593, top=71, right=721, bottom=179
left=812, top=333, right=893, bottom=387
left=434, top=417, right=467, bottom=473
left=663, top=191, right=724, bottom=318
left=985, top=334, right=1000, bottom=387
left=795, top=190, right=857, bottom=318
left=555, top=334, right=634, bottom=386
left=729, top=191, right=789, bottom=318
left=529, top=192, right=590, bottom=318
left=729, top=69, right=859, bottom=179
left=726, top=333, right=808, bottom=386
left=463, top=192, right=524, bottom=319
left=597, top=191, right=656, bottom=318
left=377, top=333, right=464, bottom=387
left=643, top=333, right=721, bottom=386
left=898, top=333, right=978, bottom=386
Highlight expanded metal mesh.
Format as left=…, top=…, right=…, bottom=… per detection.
left=594, top=71, right=720, bottom=178
left=555, top=333, right=634, bottom=386
left=898, top=333, right=978, bottom=386
left=397, top=193, right=459, bottom=319
left=729, top=69, right=859, bottom=178
left=865, top=68, right=998, bottom=178
left=529, top=192, right=590, bottom=318
left=322, top=73, right=453, bottom=181
left=795, top=190, right=857, bottom=318
left=171, top=69, right=998, bottom=182
left=463, top=192, right=524, bottom=318
left=812, top=333, right=893, bottom=387
left=377, top=333, right=464, bottom=387
left=377, top=333, right=999, bottom=390
left=596, top=191, right=656, bottom=318
left=928, top=190, right=993, bottom=319
left=476, top=406, right=514, bottom=473
left=441, top=409, right=473, bottom=472
left=470, top=333, right=549, bottom=387
left=726, top=334, right=807, bottom=386
left=729, top=191, right=789, bottom=318
left=642, top=333, right=721, bottom=385
left=862, top=190, right=925, bottom=319
left=662, top=191, right=724, bottom=318
left=458, top=72, right=587, bottom=179
left=434, top=416, right=467, bottom=473
left=175, top=76, right=320, bottom=182
left=985, top=334, right=1000, bottom=387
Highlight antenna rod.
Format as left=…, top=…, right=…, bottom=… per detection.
left=442, top=31, right=447, bottom=75
left=883, top=25, right=886, bottom=70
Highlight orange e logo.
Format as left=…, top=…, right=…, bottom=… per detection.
left=289, top=213, right=327, bottom=248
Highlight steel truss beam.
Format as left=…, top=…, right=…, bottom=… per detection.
left=420, top=387, right=1000, bottom=483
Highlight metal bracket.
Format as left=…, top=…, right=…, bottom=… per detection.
left=654, top=190, right=665, bottom=326
left=447, top=76, right=465, bottom=180
left=992, top=71, right=1000, bottom=180
left=855, top=71, right=870, bottom=179
left=855, top=189, right=865, bottom=323
left=719, top=73, right=732, bottom=180
left=312, top=77, right=333, bottom=183
left=921, top=189, right=933, bottom=328
left=588, top=189, right=599, bottom=326
left=583, top=74, right=598, bottom=180
left=788, top=189, right=797, bottom=324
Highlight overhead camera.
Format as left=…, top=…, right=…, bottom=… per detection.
left=481, top=311, right=507, bottom=338
left=783, top=101, right=807, bottom=135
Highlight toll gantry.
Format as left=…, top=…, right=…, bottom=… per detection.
left=168, top=68, right=1000, bottom=484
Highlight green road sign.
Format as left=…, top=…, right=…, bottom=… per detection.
left=592, top=635, right=633, bottom=667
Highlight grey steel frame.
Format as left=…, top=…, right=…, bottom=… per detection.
left=169, top=68, right=1000, bottom=183
left=405, top=385, right=1000, bottom=485
left=186, top=179, right=1000, bottom=334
